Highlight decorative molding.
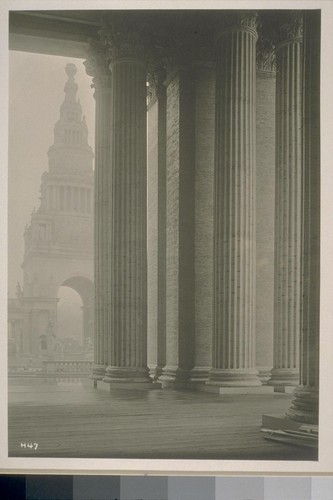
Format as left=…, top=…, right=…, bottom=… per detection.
left=98, top=17, right=151, bottom=66
left=277, top=12, right=303, bottom=49
left=239, top=10, right=259, bottom=31
left=107, top=30, right=147, bottom=63
left=83, top=38, right=112, bottom=90
left=147, top=66, right=166, bottom=104
left=256, top=36, right=276, bottom=73
left=216, top=10, right=258, bottom=42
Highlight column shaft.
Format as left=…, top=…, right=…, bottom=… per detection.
left=91, top=79, right=112, bottom=380
left=156, top=83, right=167, bottom=378
left=268, top=26, right=303, bottom=387
left=147, top=73, right=167, bottom=380
left=208, top=18, right=260, bottom=387
left=84, top=43, right=112, bottom=383
left=159, top=67, right=196, bottom=387
left=104, top=56, right=151, bottom=384
left=287, top=12, right=320, bottom=424
left=255, top=37, right=276, bottom=381
left=190, top=64, right=215, bottom=384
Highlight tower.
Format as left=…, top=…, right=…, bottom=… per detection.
left=20, top=63, right=94, bottom=357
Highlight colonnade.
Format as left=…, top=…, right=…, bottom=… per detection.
left=84, top=10, right=320, bottom=425
left=43, top=185, right=93, bottom=213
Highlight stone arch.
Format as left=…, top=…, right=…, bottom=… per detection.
left=57, top=274, right=94, bottom=350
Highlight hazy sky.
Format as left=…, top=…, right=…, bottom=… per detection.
left=8, top=50, right=95, bottom=297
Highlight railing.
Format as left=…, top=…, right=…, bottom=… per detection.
left=42, top=359, right=93, bottom=375
left=9, top=359, right=93, bottom=383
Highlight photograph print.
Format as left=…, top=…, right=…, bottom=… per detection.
left=7, top=7, right=321, bottom=464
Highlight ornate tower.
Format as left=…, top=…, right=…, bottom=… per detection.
left=21, top=63, right=94, bottom=357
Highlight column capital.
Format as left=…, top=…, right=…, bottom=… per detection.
left=84, top=38, right=112, bottom=92
left=277, top=12, right=303, bottom=50
left=147, top=66, right=166, bottom=104
left=215, top=11, right=259, bottom=42
left=98, top=17, right=152, bottom=67
left=256, top=36, right=276, bottom=73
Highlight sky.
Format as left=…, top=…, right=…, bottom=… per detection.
left=8, top=50, right=95, bottom=298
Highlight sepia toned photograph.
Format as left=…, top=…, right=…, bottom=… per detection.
left=5, top=4, right=325, bottom=469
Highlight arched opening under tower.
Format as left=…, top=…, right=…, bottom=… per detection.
left=57, top=276, right=94, bottom=359
left=57, top=286, right=83, bottom=356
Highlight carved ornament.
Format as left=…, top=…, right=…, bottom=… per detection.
left=84, top=38, right=112, bottom=90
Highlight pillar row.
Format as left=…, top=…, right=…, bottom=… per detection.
left=208, top=13, right=261, bottom=387
left=268, top=16, right=303, bottom=388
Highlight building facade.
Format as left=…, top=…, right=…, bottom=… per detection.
left=9, top=63, right=94, bottom=359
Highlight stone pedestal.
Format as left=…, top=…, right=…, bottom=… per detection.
left=268, top=17, right=303, bottom=388
left=207, top=13, right=261, bottom=388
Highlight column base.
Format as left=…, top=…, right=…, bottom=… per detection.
left=257, top=366, right=273, bottom=385
left=267, top=368, right=299, bottom=387
left=158, top=366, right=192, bottom=389
left=103, top=366, right=153, bottom=387
left=189, top=366, right=210, bottom=384
left=149, top=365, right=164, bottom=381
left=273, top=386, right=296, bottom=394
left=286, top=385, right=319, bottom=425
left=90, top=364, right=106, bottom=381
left=198, top=384, right=272, bottom=395
left=207, top=368, right=261, bottom=387
left=262, top=414, right=318, bottom=449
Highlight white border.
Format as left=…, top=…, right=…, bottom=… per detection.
left=1, top=0, right=333, bottom=475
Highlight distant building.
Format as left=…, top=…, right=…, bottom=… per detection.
left=8, top=63, right=94, bottom=359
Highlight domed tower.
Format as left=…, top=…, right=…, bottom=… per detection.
left=21, top=64, right=94, bottom=357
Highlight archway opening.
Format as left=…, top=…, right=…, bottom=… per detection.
left=57, top=286, right=84, bottom=358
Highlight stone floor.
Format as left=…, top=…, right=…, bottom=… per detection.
left=8, top=379, right=317, bottom=460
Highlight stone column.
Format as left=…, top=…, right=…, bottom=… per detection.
left=255, top=37, right=276, bottom=383
left=147, top=68, right=167, bottom=380
left=190, top=62, right=215, bottom=384
left=159, top=65, right=196, bottom=388
left=287, top=11, right=320, bottom=424
left=100, top=28, right=151, bottom=385
left=84, top=40, right=112, bottom=383
left=268, top=15, right=303, bottom=389
left=208, top=12, right=260, bottom=387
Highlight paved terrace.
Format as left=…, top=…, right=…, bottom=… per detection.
left=8, top=381, right=317, bottom=460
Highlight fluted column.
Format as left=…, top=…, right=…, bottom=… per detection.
left=287, top=11, right=320, bottom=424
left=190, top=62, right=215, bottom=384
left=101, top=28, right=151, bottom=385
left=84, top=40, right=112, bottom=383
left=147, top=68, right=167, bottom=380
left=255, top=35, right=276, bottom=382
left=208, top=12, right=260, bottom=387
left=268, top=15, right=303, bottom=388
